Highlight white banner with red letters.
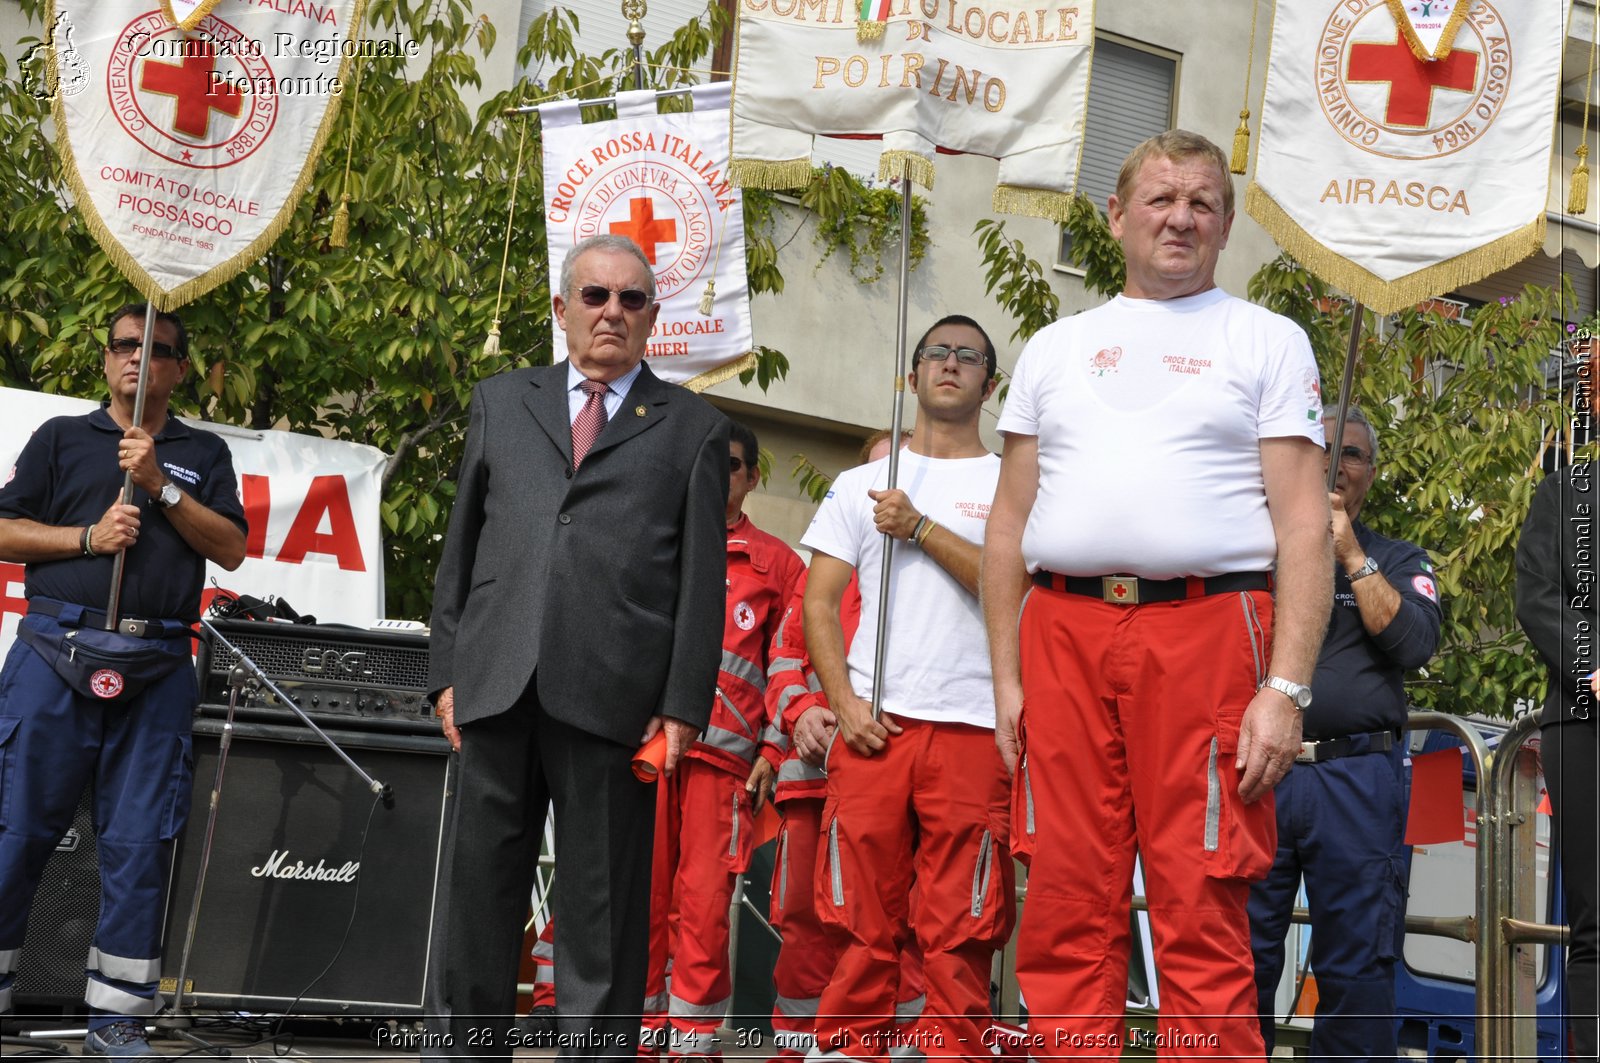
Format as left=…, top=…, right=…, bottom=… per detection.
left=48, top=0, right=392, bottom=308
left=1246, top=0, right=1569, bottom=313
left=728, top=0, right=1092, bottom=221
left=0, top=387, right=387, bottom=651
left=541, top=84, right=755, bottom=392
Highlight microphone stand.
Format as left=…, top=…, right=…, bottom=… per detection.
left=156, top=621, right=391, bottom=1049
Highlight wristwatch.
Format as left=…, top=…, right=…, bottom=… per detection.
left=1347, top=556, right=1380, bottom=583
left=1262, top=675, right=1313, bottom=711
left=157, top=480, right=183, bottom=509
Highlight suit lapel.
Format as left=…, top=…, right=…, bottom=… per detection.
left=584, top=362, right=668, bottom=462
left=524, top=364, right=574, bottom=466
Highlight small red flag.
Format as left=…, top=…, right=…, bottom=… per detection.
left=1406, top=748, right=1466, bottom=845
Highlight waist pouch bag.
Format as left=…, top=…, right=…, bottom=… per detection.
left=17, top=621, right=189, bottom=702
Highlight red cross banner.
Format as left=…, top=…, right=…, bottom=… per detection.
left=728, top=0, right=1092, bottom=221
left=540, top=84, right=756, bottom=391
left=1246, top=0, right=1570, bottom=313
left=49, top=0, right=384, bottom=309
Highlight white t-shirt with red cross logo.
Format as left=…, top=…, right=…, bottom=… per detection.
left=997, top=288, right=1323, bottom=579
left=801, top=450, right=999, bottom=728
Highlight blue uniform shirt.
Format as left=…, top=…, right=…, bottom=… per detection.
left=0, top=405, right=248, bottom=623
left=1307, top=521, right=1442, bottom=740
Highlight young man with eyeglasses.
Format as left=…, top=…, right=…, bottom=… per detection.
left=984, top=131, right=1331, bottom=1058
left=0, top=303, right=247, bottom=1056
left=1247, top=405, right=1441, bottom=1062
left=428, top=234, right=729, bottom=1062
left=801, top=314, right=1015, bottom=1062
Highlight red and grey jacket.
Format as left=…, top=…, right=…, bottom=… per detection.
left=687, top=513, right=805, bottom=776
left=767, top=568, right=862, bottom=805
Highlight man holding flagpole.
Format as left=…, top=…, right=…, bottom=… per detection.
left=801, top=315, right=1014, bottom=1062
left=983, top=131, right=1331, bottom=1058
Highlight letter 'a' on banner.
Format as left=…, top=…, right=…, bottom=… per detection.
left=1246, top=0, right=1570, bottom=314
left=727, top=0, right=1092, bottom=221
left=541, top=84, right=757, bottom=392
left=49, top=0, right=368, bottom=310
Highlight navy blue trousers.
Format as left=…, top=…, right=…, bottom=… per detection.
left=0, top=613, right=195, bottom=1016
left=1248, top=743, right=1406, bottom=1063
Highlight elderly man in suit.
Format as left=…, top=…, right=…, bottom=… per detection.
left=427, top=233, right=730, bottom=1061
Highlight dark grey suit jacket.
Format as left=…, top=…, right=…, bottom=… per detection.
left=1516, top=461, right=1599, bottom=728
left=429, top=361, right=729, bottom=745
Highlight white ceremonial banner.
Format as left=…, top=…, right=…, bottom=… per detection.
left=48, top=0, right=397, bottom=308
left=1247, top=0, right=1570, bottom=314
left=0, top=387, right=388, bottom=653
left=542, top=83, right=756, bottom=391
left=729, top=0, right=1093, bottom=221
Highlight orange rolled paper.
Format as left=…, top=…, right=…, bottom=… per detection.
left=632, top=730, right=668, bottom=782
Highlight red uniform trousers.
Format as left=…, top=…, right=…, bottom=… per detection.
left=769, top=796, right=926, bottom=1062
left=642, top=757, right=755, bottom=1058
left=1011, top=587, right=1277, bottom=1061
left=813, top=717, right=1013, bottom=1063
left=531, top=919, right=555, bottom=1009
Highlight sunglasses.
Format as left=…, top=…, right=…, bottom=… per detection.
left=107, top=337, right=181, bottom=360
left=577, top=286, right=652, bottom=312
left=918, top=345, right=986, bottom=367
left=730, top=456, right=749, bottom=473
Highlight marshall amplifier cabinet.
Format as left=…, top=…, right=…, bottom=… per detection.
left=197, top=620, right=435, bottom=735
left=160, top=718, right=452, bottom=1015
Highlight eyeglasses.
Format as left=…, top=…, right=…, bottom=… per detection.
left=107, top=337, right=180, bottom=360
left=577, top=285, right=652, bottom=312
left=918, top=345, right=986, bottom=367
left=1325, top=443, right=1372, bottom=466
left=730, top=456, right=748, bottom=473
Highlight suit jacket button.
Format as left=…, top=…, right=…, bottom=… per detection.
left=558, top=514, right=572, bottom=525
left=565, top=468, right=573, bottom=479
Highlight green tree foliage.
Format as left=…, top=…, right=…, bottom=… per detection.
left=976, top=207, right=1569, bottom=718
left=0, top=0, right=797, bottom=621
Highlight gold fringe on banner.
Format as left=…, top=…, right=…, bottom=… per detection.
left=730, top=158, right=815, bottom=191
left=878, top=150, right=934, bottom=190
left=679, top=351, right=756, bottom=393
left=1385, top=0, right=1470, bottom=61
left=856, top=18, right=886, bottom=42
left=1245, top=182, right=1545, bottom=315
left=49, top=0, right=372, bottom=310
left=991, top=184, right=1073, bottom=223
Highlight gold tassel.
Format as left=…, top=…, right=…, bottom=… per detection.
left=1571, top=146, right=1590, bottom=215
left=698, top=281, right=716, bottom=317
left=482, top=320, right=502, bottom=357
left=330, top=193, right=350, bottom=248
left=856, top=19, right=885, bottom=42
left=1230, top=109, right=1251, bottom=175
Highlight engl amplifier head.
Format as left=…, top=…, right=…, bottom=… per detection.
left=198, top=620, right=436, bottom=735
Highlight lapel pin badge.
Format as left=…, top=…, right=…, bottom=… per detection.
left=635, top=405, right=647, bottom=417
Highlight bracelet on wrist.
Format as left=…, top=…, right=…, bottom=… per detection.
left=915, top=517, right=938, bottom=546
left=80, top=525, right=96, bottom=558
left=910, top=514, right=928, bottom=543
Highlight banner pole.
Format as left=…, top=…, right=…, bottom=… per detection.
left=104, top=302, right=158, bottom=629
left=1325, top=301, right=1365, bottom=492
left=869, top=178, right=914, bottom=722
left=624, top=0, right=647, bottom=90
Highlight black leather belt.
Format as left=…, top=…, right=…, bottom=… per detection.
left=26, top=598, right=189, bottom=640
left=1296, top=729, right=1398, bottom=765
left=1031, top=570, right=1272, bottom=605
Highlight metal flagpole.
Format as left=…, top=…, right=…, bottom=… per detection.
left=868, top=179, right=915, bottom=721
left=104, top=301, right=158, bottom=629
left=1325, top=302, right=1365, bottom=491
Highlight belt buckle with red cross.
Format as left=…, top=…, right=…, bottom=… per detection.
left=1101, top=576, right=1138, bottom=605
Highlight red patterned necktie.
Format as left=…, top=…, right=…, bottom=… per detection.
left=571, top=379, right=610, bottom=468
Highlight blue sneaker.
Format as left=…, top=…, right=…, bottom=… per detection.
left=84, top=1020, right=157, bottom=1058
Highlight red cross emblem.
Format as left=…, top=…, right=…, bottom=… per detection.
left=89, top=669, right=126, bottom=699
left=1102, top=577, right=1138, bottom=605
left=1347, top=38, right=1478, bottom=128
left=140, top=41, right=244, bottom=139
left=609, top=197, right=678, bottom=264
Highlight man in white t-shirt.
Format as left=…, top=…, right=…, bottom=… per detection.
left=801, top=314, right=1015, bottom=1063
left=981, top=130, right=1332, bottom=1059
